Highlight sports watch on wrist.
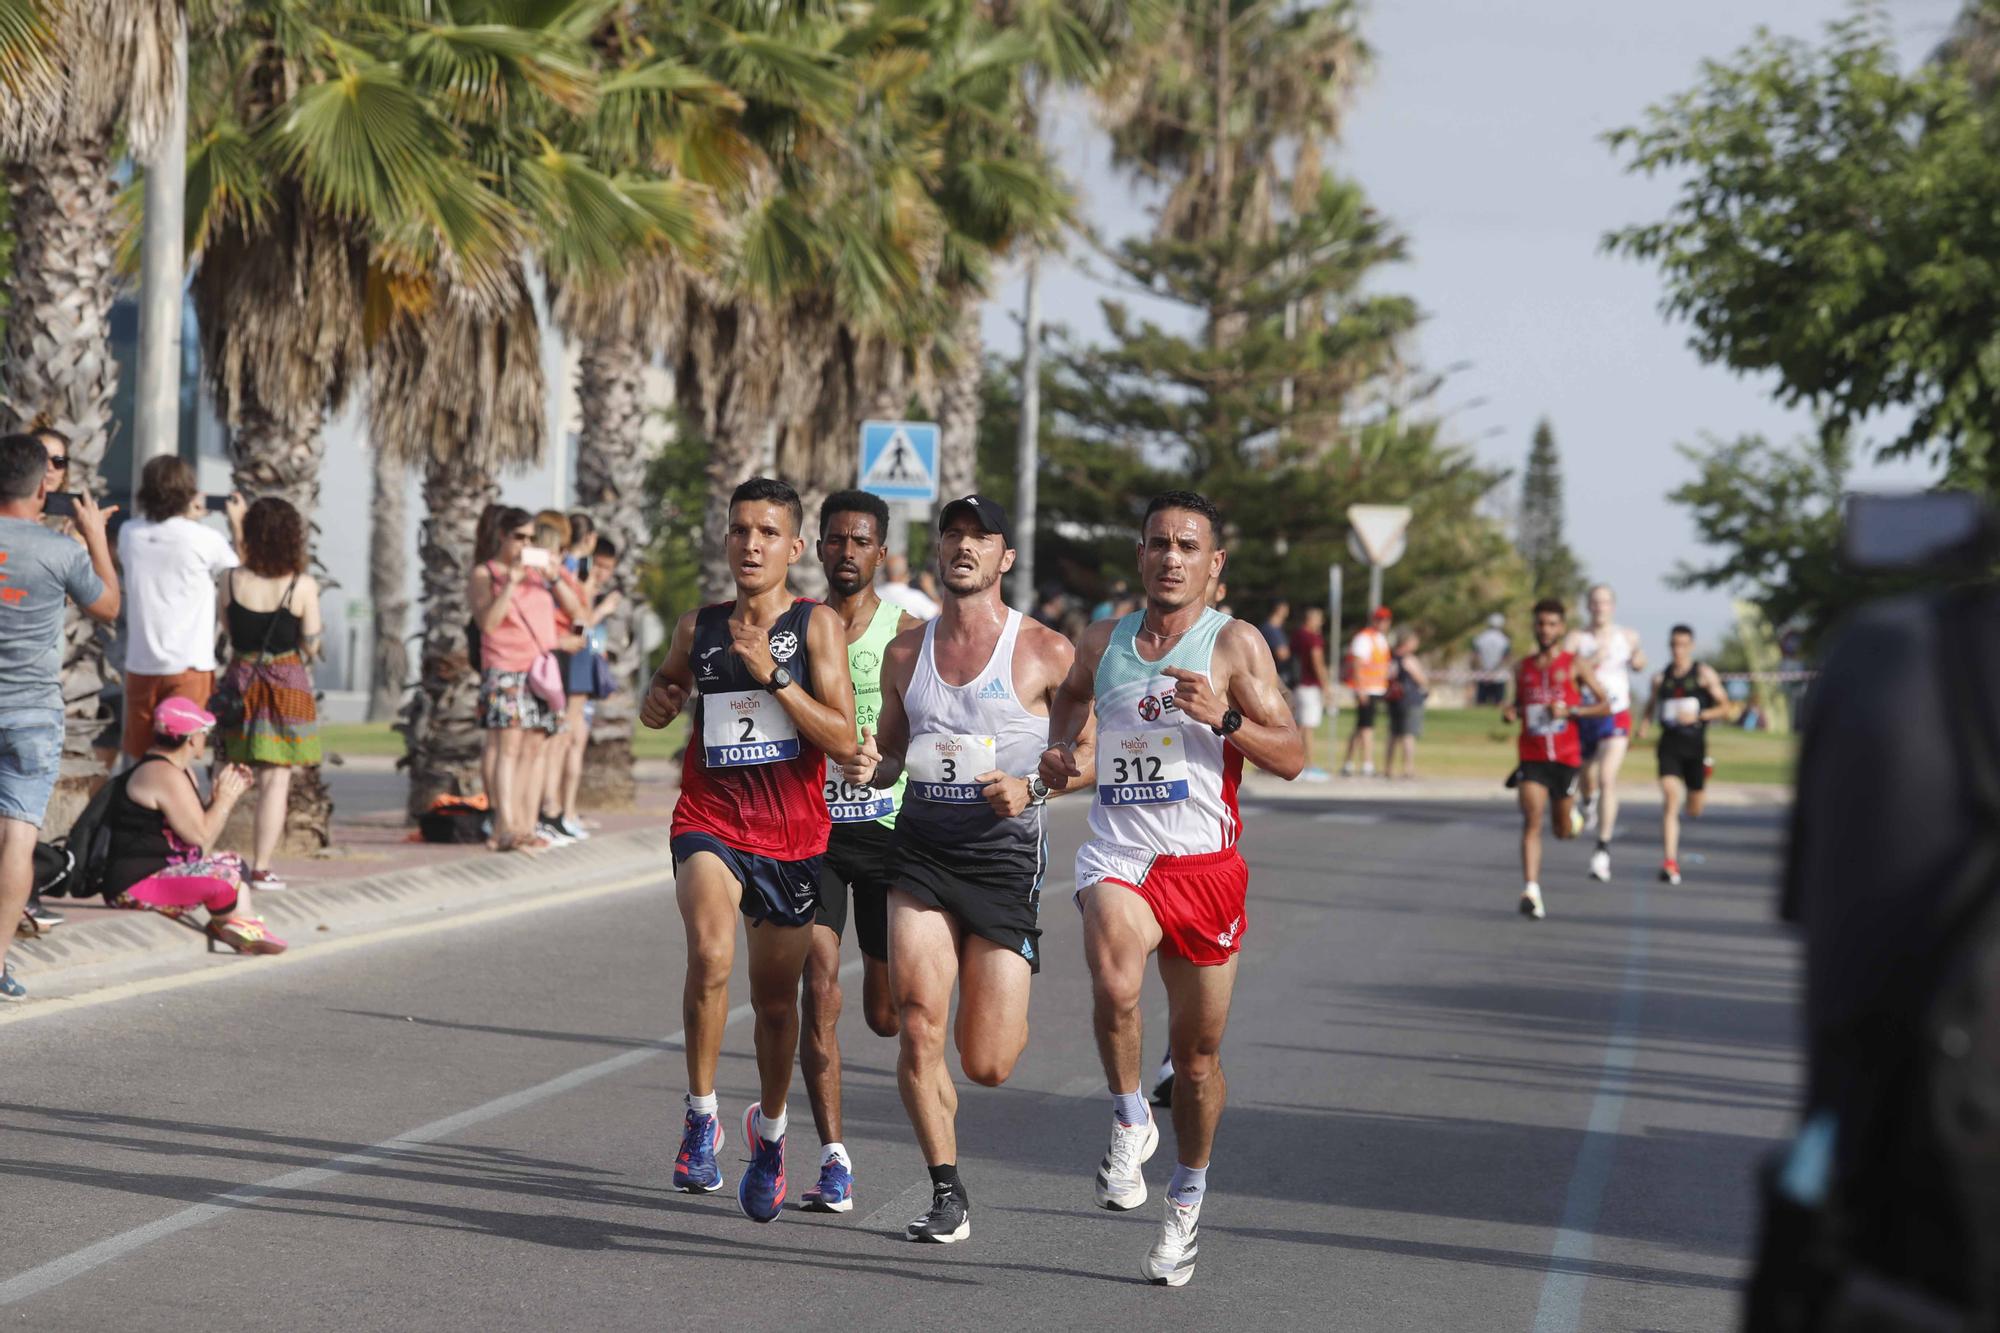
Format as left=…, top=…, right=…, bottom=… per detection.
left=1025, top=773, right=1051, bottom=803
left=1212, top=708, right=1243, bottom=738
left=766, top=665, right=794, bottom=694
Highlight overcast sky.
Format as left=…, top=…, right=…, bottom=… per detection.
left=982, top=0, right=1961, bottom=652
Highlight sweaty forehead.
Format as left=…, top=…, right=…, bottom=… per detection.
left=1144, top=509, right=1213, bottom=544
left=731, top=501, right=793, bottom=533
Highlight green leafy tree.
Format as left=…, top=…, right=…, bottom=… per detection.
left=1605, top=10, right=2000, bottom=490
left=1518, top=417, right=1584, bottom=603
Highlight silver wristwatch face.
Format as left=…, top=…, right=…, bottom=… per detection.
left=768, top=666, right=792, bottom=690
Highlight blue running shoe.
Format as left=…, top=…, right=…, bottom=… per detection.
left=673, top=1107, right=725, bottom=1194
left=800, top=1155, right=854, bottom=1213
left=737, top=1103, right=787, bottom=1223
left=0, top=961, right=24, bottom=1003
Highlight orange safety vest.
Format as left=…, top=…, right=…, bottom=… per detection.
left=1348, top=629, right=1391, bottom=695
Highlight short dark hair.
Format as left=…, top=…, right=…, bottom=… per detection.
left=567, top=511, right=595, bottom=544
left=1142, top=489, right=1223, bottom=540
left=594, top=535, right=619, bottom=560
left=242, top=497, right=308, bottom=576
left=1670, top=623, right=1695, bottom=640
left=1532, top=597, right=1567, bottom=620
left=730, top=476, right=802, bottom=534
left=137, top=455, right=198, bottom=523
left=0, top=433, right=45, bottom=500
left=819, top=488, right=891, bottom=541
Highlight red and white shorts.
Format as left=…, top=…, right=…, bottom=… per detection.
left=1075, top=840, right=1249, bottom=967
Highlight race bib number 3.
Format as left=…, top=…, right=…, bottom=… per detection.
left=1524, top=703, right=1565, bottom=737
left=825, top=759, right=896, bottom=823
left=1098, top=730, right=1191, bottom=807
left=907, top=733, right=998, bottom=803
left=702, top=690, right=800, bottom=767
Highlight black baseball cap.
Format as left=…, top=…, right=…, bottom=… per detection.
left=938, top=493, right=1014, bottom=549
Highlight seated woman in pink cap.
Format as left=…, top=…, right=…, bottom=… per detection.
left=100, top=697, right=285, bottom=954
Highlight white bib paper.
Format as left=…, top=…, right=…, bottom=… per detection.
left=1524, top=703, right=1565, bottom=737
left=701, top=689, right=799, bottom=767
left=907, top=732, right=998, bottom=804
left=1097, top=730, right=1192, bottom=807
left=824, top=759, right=896, bottom=823
left=1664, top=696, right=1700, bottom=727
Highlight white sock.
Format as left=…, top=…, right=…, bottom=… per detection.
left=1524, top=881, right=1541, bottom=895
left=822, top=1141, right=850, bottom=1168
left=686, top=1091, right=718, bottom=1117
left=756, top=1106, right=788, bottom=1142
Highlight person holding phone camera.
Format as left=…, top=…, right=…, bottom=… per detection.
left=0, top=432, right=120, bottom=1000
left=116, top=456, right=245, bottom=760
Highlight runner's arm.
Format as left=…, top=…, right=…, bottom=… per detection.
left=765, top=603, right=858, bottom=764
left=1040, top=619, right=1111, bottom=795
left=1696, top=664, right=1732, bottom=722
left=851, top=630, right=919, bottom=788
left=639, top=611, right=697, bottom=729
left=1634, top=672, right=1663, bottom=740
left=1627, top=630, right=1648, bottom=674
left=1209, top=620, right=1305, bottom=779
left=1571, top=661, right=1614, bottom=719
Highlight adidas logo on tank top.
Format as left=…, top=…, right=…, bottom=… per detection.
left=976, top=676, right=1010, bottom=701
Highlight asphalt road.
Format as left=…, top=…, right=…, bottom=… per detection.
left=0, top=794, right=1798, bottom=1331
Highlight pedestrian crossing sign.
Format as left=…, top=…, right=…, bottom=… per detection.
left=859, top=420, right=940, bottom=503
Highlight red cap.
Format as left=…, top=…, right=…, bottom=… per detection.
left=1372, top=605, right=1392, bottom=621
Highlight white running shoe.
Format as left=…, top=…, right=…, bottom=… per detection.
left=1588, top=848, right=1611, bottom=883
left=1144, top=1195, right=1201, bottom=1287
left=1095, top=1109, right=1160, bottom=1211
left=1519, top=883, right=1546, bottom=921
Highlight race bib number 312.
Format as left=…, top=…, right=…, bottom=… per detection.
left=907, top=733, right=997, bottom=803
left=702, top=690, right=800, bottom=767
left=1098, top=730, right=1191, bottom=806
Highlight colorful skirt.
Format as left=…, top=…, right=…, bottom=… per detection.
left=220, top=651, right=322, bottom=766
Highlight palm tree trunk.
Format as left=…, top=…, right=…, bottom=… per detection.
left=368, top=445, right=409, bottom=723
left=938, top=297, right=982, bottom=500
left=1, top=132, right=123, bottom=831
left=401, top=453, right=497, bottom=818
left=572, top=332, right=649, bottom=808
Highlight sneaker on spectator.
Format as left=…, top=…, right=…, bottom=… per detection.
left=0, top=961, right=24, bottom=1002
left=25, top=899, right=64, bottom=930
left=247, top=868, right=287, bottom=891
left=536, top=816, right=575, bottom=847
left=556, top=815, right=590, bottom=841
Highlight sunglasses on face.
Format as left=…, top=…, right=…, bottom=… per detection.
left=510, top=530, right=533, bottom=541
left=45, top=455, right=67, bottom=470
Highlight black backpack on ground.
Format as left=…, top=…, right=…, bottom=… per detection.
left=31, top=841, right=75, bottom=898
left=1746, top=589, right=2000, bottom=1330
left=48, top=770, right=132, bottom=903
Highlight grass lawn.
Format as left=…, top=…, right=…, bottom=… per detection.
left=320, top=715, right=691, bottom=761
left=1305, top=708, right=1795, bottom=786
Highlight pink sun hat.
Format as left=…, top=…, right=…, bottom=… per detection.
left=153, top=696, right=218, bottom=739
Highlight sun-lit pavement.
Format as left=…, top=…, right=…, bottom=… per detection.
left=0, top=794, right=1796, bottom=1331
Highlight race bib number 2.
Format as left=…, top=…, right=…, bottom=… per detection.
left=702, top=690, right=799, bottom=767
left=825, top=760, right=896, bottom=823
left=908, top=733, right=998, bottom=803
left=1098, top=730, right=1191, bottom=806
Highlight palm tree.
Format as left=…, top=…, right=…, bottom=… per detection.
left=0, top=0, right=181, bottom=827
left=367, top=440, right=410, bottom=723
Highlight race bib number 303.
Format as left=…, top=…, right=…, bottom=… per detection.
left=702, top=689, right=800, bottom=767
left=907, top=733, right=998, bottom=803
left=1098, top=730, right=1191, bottom=806
left=825, top=760, right=896, bottom=823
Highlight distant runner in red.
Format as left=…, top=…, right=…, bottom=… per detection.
left=1500, top=597, right=1610, bottom=921
left=640, top=477, right=858, bottom=1224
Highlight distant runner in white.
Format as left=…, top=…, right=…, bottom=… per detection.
left=1041, top=489, right=1304, bottom=1288
left=1565, top=584, right=1646, bottom=882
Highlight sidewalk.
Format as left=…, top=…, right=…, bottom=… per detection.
left=14, top=760, right=681, bottom=994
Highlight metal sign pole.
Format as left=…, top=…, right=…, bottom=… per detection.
left=1328, top=565, right=1343, bottom=668
left=1367, top=563, right=1383, bottom=614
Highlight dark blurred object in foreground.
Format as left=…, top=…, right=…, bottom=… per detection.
left=1746, top=493, right=2000, bottom=1331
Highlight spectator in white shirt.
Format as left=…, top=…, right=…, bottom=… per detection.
left=877, top=552, right=940, bottom=621
left=116, top=456, right=245, bottom=760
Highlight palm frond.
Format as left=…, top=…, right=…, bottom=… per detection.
left=0, top=0, right=62, bottom=156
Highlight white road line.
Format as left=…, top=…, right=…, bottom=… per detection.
left=1313, top=812, right=1384, bottom=825
left=1530, top=883, right=1650, bottom=1333
left=0, top=867, right=669, bottom=1029
left=0, top=938, right=860, bottom=1307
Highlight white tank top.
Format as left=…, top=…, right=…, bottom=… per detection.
left=897, top=609, right=1048, bottom=858
left=1574, top=626, right=1636, bottom=712
left=1088, top=609, right=1242, bottom=856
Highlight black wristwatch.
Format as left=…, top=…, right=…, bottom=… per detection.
left=766, top=666, right=794, bottom=694
left=1213, top=708, right=1243, bottom=738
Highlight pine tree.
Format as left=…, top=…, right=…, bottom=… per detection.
left=1518, top=418, right=1585, bottom=602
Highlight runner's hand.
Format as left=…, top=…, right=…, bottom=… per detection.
left=1161, top=667, right=1224, bottom=728
left=640, top=677, right=687, bottom=729
left=1500, top=704, right=1517, bottom=725
left=1039, top=742, right=1082, bottom=791
left=728, top=619, right=777, bottom=684
left=977, top=771, right=1032, bottom=818
left=842, top=726, right=880, bottom=787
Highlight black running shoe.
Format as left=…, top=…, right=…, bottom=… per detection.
left=906, top=1184, right=970, bottom=1244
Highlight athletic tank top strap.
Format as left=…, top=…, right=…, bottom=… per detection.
left=1098, top=608, right=1231, bottom=694
left=832, top=598, right=907, bottom=828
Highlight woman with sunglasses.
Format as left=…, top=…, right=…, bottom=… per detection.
left=470, top=507, right=584, bottom=852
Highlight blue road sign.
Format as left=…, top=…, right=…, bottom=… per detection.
left=858, top=420, right=940, bottom=503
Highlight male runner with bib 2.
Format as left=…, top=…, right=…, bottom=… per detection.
left=1041, top=490, right=1303, bottom=1288
left=1502, top=597, right=1611, bottom=922
left=796, top=490, right=919, bottom=1214
left=843, top=494, right=1077, bottom=1245
left=640, top=478, right=857, bottom=1224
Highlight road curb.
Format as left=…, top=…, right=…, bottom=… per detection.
left=14, top=825, right=673, bottom=986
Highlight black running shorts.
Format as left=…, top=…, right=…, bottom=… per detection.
left=815, top=819, right=895, bottom=962
left=1515, top=761, right=1580, bottom=799
left=889, top=831, right=1043, bottom=973
left=671, top=831, right=821, bottom=928
left=1657, top=734, right=1708, bottom=791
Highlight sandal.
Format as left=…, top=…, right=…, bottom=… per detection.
left=206, top=916, right=288, bottom=956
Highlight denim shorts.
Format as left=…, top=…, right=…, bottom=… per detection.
left=0, top=708, right=65, bottom=828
